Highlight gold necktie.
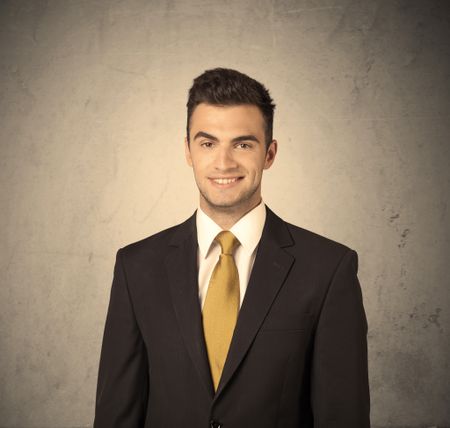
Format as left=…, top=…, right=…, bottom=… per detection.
left=202, top=230, right=240, bottom=391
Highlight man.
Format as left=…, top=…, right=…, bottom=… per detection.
left=93, top=68, right=370, bottom=428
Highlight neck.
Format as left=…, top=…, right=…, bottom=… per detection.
left=200, top=198, right=262, bottom=230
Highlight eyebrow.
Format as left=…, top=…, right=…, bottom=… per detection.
left=193, top=131, right=260, bottom=144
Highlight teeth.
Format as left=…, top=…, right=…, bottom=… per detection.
left=213, top=178, right=238, bottom=184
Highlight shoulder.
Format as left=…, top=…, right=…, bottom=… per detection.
left=265, top=206, right=356, bottom=268
left=286, top=220, right=351, bottom=254
left=286, top=220, right=357, bottom=269
left=117, top=212, right=196, bottom=263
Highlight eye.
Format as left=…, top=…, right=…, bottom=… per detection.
left=201, top=141, right=214, bottom=148
left=236, top=142, right=251, bottom=149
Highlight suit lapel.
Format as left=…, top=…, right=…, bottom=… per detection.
left=165, top=212, right=215, bottom=399
left=213, top=206, right=295, bottom=401
left=165, top=207, right=295, bottom=401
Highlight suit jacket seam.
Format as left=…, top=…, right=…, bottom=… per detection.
left=315, top=249, right=354, bottom=329
left=117, top=248, right=147, bottom=339
left=117, top=250, right=152, bottom=415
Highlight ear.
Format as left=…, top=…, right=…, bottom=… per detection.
left=263, top=139, right=278, bottom=170
left=184, top=136, right=193, bottom=167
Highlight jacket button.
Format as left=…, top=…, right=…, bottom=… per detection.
left=210, top=420, right=222, bottom=428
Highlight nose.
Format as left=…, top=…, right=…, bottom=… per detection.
left=214, top=146, right=238, bottom=171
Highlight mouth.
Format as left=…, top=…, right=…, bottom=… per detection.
left=209, top=176, right=244, bottom=187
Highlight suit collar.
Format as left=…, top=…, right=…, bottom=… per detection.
left=258, top=205, right=295, bottom=248
left=165, top=205, right=295, bottom=400
left=168, top=210, right=197, bottom=247
left=168, top=205, right=293, bottom=248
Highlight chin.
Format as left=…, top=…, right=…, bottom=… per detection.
left=209, top=200, right=241, bottom=210
left=207, top=195, right=255, bottom=211
left=201, top=195, right=238, bottom=209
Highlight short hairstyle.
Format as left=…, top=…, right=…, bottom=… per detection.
left=186, top=68, right=276, bottom=148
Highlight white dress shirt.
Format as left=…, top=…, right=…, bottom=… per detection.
left=196, top=200, right=267, bottom=310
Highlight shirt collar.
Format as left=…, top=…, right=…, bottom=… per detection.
left=196, top=200, right=267, bottom=259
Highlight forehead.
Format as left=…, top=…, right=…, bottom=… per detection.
left=190, top=103, right=265, bottom=135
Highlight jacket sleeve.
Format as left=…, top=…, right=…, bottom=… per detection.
left=311, top=249, right=370, bottom=428
left=93, top=249, right=149, bottom=428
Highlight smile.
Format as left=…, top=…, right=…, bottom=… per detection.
left=212, top=177, right=241, bottom=184
left=209, top=177, right=244, bottom=187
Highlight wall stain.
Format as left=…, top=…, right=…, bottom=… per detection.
left=398, top=228, right=410, bottom=248
left=409, top=304, right=444, bottom=333
left=428, top=308, right=442, bottom=329
left=389, top=212, right=400, bottom=223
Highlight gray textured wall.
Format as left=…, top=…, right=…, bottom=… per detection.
left=1, top=1, right=449, bottom=427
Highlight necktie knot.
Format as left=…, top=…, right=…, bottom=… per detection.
left=215, top=231, right=240, bottom=256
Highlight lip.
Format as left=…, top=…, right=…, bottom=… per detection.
left=209, top=176, right=244, bottom=188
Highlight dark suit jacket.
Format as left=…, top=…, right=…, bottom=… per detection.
left=94, top=206, right=370, bottom=428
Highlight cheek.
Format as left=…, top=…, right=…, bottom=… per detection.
left=248, top=158, right=266, bottom=175
left=191, top=159, right=209, bottom=178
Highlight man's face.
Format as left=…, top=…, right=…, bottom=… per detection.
left=185, top=103, right=277, bottom=216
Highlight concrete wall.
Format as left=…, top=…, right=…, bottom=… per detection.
left=1, top=1, right=449, bottom=427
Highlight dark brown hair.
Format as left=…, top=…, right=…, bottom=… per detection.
left=186, top=68, right=276, bottom=148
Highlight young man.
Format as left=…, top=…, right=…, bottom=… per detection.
left=93, top=68, right=370, bottom=428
